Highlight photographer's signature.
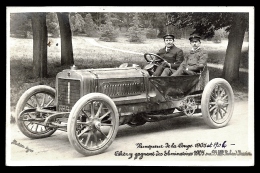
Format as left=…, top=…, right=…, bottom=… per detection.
left=11, top=139, right=33, bottom=153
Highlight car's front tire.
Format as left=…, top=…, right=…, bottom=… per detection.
left=67, top=93, right=119, bottom=156
left=15, top=85, right=57, bottom=139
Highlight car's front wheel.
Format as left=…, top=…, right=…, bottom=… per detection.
left=67, top=93, right=119, bottom=156
left=15, top=85, right=57, bottom=139
left=201, top=78, right=234, bottom=128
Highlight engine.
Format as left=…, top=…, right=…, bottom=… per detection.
left=55, top=66, right=149, bottom=112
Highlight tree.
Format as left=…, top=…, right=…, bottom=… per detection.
left=46, top=12, right=60, bottom=37
left=126, top=13, right=146, bottom=42
left=84, top=13, right=98, bottom=37
left=57, top=12, right=74, bottom=66
left=70, top=13, right=85, bottom=35
left=99, top=13, right=118, bottom=42
left=10, top=13, right=32, bottom=38
left=31, top=12, right=48, bottom=78
left=222, top=13, right=248, bottom=82
left=153, top=13, right=167, bottom=38
left=168, top=12, right=249, bottom=82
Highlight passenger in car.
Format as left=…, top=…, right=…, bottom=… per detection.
left=170, top=34, right=208, bottom=76
left=153, top=34, right=184, bottom=76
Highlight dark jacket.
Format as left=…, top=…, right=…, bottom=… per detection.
left=181, top=47, right=208, bottom=72
left=156, top=45, right=184, bottom=69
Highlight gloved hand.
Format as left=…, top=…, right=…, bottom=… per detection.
left=161, top=61, right=170, bottom=68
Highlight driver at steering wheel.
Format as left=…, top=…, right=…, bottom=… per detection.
left=153, top=34, right=184, bottom=76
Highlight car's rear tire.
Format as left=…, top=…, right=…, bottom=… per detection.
left=67, top=93, right=119, bottom=156
left=201, top=78, right=234, bottom=128
left=15, top=85, right=57, bottom=139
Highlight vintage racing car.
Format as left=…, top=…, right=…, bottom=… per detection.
left=15, top=53, right=234, bottom=156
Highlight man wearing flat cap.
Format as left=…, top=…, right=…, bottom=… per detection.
left=170, top=34, right=208, bottom=76
left=153, top=34, right=184, bottom=76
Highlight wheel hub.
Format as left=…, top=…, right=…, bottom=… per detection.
left=94, top=121, right=101, bottom=129
left=88, top=118, right=101, bottom=130
left=216, top=98, right=224, bottom=108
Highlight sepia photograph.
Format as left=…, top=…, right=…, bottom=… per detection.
left=6, top=6, right=254, bottom=166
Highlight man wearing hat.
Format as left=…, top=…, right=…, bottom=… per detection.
left=170, top=34, right=208, bottom=76
left=153, top=34, right=184, bottom=76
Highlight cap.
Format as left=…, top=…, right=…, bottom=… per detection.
left=189, top=34, right=201, bottom=41
left=163, top=34, right=175, bottom=40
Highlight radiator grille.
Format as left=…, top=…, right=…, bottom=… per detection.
left=100, top=81, right=145, bottom=97
left=57, top=78, right=80, bottom=111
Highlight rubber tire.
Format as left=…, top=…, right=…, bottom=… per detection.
left=67, top=93, right=119, bottom=156
left=201, top=78, right=234, bottom=128
left=15, top=85, right=57, bottom=139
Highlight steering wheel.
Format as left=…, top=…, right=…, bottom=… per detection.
left=143, top=53, right=168, bottom=71
left=144, top=53, right=167, bottom=63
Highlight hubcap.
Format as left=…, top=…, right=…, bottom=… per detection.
left=94, top=121, right=101, bottom=129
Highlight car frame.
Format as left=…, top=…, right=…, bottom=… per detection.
left=15, top=53, right=234, bottom=156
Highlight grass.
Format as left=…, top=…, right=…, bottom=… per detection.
left=8, top=36, right=249, bottom=123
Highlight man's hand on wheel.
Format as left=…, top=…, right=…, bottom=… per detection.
left=161, top=61, right=171, bottom=68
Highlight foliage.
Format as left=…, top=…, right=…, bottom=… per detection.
left=99, top=13, right=119, bottom=42
left=70, top=13, right=85, bottom=35
left=46, top=13, right=60, bottom=37
left=167, top=12, right=248, bottom=39
left=10, top=13, right=32, bottom=38
left=84, top=13, right=99, bottom=37
left=145, top=28, right=157, bottom=39
left=126, top=13, right=146, bottom=42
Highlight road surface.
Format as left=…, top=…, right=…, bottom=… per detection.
left=6, top=101, right=254, bottom=166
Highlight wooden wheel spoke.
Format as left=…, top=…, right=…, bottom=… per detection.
left=90, top=102, right=95, bottom=117
left=45, top=98, right=54, bottom=107
left=209, top=102, right=216, bottom=105
left=212, top=109, right=217, bottom=118
left=221, top=107, right=227, bottom=113
left=215, top=109, right=219, bottom=120
left=220, top=89, right=225, bottom=96
left=99, top=110, right=111, bottom=120
left=26, top=102, right=35, bottom=108
left=95, top=103, right=103, bottom=118
left=93, top=131, right=98, bottom=145
left=33, top=95, right=40, bottom=107
left=97, top=128, right=108, bottom=139
left=30, top=124, right=34, bottom=130
left=223, top=102, right=229, bottom=107
left=84, top=133, right=91, bottom=146
left=35, top=124, right=38, bottom=131
left=217, top=86, right=222, bottom=96
left=218, top=109, right=223, bottom=119
left=77, top=126, right=90, bottom=137
left=209, top=105, right=216, bottom=112
left=41, top=94, right=46, bottom=107
left=221, top=94, right=228, bottom=100
left=210, top=94, right=216, bottom=101
left=82, top=109, right=91, bottom=118
left=214, top=86, right=218, bottom=97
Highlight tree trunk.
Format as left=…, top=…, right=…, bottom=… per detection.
left=57, top=12, right=74, bottom=66
left=222, top=13, right=248, bottom=82
left=31, top=13, right=48, bottom=78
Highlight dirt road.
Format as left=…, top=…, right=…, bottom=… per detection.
left=6, top=101, right=254, bottom=166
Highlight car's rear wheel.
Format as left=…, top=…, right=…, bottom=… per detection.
left=67, top=93, right=119, bottom=156
left=201, top=78, right=234, bottom=128
left=15, top=85, right=57, bottom=139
